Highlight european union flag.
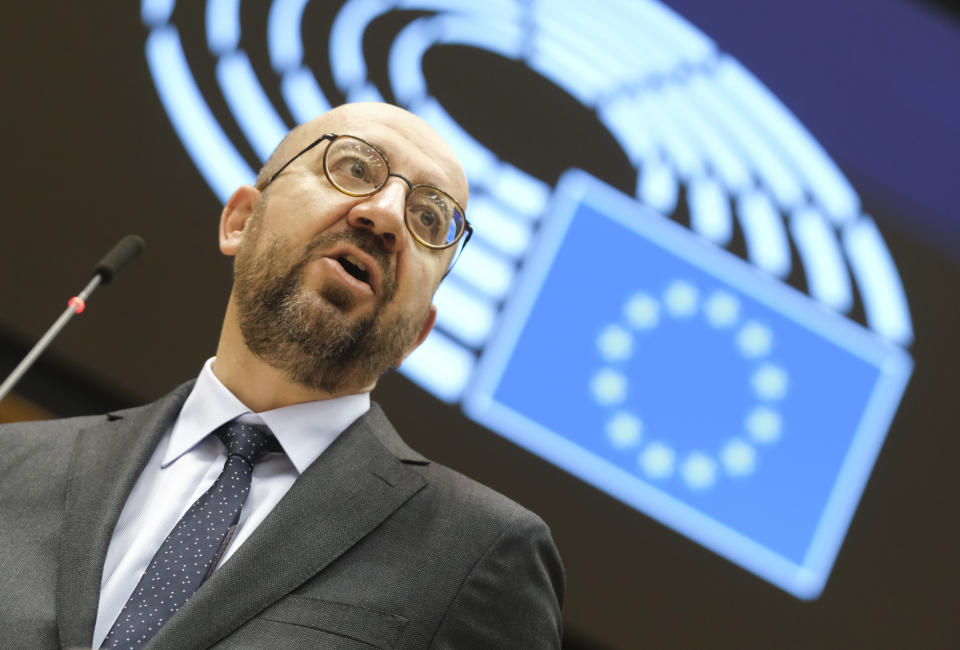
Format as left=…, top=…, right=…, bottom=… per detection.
left=465, top=170, right=912, bottom=599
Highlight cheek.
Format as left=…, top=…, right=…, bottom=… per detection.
left=403, top=243, right=449, bottom=284
left=397, top=255, right=441, bottom=297
left=263, top=186, right=349, bottom=234
left=393, top=269, right=441, bottom=326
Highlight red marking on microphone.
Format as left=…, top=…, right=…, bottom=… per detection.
left=68, top=297, right=86, bottom=314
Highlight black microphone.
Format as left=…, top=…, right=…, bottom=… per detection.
left=0, top=235, right=146, bottom=404
left=95, top=234, right=145, bottom=284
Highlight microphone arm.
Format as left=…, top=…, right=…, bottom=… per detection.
left=0, top=235, right=145, bottom=404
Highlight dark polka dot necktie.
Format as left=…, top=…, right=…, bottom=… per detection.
left=101, top=421, right=275, bottom=649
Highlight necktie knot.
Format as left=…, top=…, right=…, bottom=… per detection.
left=215, top=421, right=273, bottom=465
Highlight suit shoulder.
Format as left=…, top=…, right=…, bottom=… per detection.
left=405, top=464, right=566, bottom=645
left=0, top=382, right=191, bottom=448
left=364, top=404, right=546, bottom=530
left=410, top=459, right=549, bottom=533
left=0, top=414, right=110, bottom=492
left=0, top=413, right=106, bottom=446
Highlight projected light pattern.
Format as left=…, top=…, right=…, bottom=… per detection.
left=466, top=170, right=913, bottom=598
left=364, top=0, right=905, bottom=358
left=589, top=278, right=790, bottom=492
left=141, top=0, right=915, bottom=598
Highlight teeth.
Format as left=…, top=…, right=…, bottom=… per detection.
left=343, top=254, right=367, bottom=272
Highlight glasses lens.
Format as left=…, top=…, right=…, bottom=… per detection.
left=324, top=136, right=388, bottom=195
left=406, top=186, right=464, bottom=247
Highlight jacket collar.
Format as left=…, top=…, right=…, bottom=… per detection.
left=54, top=384, right=429, bottom=650
left=146, top=401, right=428, bottom=650
left=57, top=382, right=194, bottom=648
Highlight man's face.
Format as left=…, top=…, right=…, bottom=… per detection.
left=230, top=106, right=467, bottom=395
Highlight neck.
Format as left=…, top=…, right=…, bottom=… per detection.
left=212, top=299, right=372, bottom=412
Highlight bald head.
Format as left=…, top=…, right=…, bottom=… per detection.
left=256, top=103, right=468, bottom=210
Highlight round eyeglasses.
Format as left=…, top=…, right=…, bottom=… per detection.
left=264, top=133, right=472, bottom=252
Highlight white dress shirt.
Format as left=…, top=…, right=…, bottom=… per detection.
left=91, top=358, right=370, bottom=647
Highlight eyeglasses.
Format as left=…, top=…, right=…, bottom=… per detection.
left=263, top=133, right=472, bottom=260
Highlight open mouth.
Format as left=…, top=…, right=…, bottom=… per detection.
left=337, top=254, right=371, bottom=286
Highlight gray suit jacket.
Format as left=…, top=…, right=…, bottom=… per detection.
left=0, top=383, right=564, bottom=649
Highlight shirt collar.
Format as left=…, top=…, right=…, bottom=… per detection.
left=164, top=358, right=371, bottom=473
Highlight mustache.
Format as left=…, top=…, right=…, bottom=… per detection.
left=301, top=229, right=397, bottom=296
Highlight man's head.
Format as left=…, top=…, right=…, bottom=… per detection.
left=217, top=103, right=469, bottom=398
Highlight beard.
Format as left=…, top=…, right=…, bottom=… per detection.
left=232, top=206, right=428, bottom=394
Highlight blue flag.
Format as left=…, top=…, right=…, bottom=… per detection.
left=466, top=170, right=912, bottom=599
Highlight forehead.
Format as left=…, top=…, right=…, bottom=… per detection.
left=302, top=107, right=468, bottom=205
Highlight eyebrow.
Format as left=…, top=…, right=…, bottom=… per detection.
left=365, top=136, right=456, bottom=193
left=424, top=191, right=449, bottom=210
left=363, top=137, right=390, bottom=160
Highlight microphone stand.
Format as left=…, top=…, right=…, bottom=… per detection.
left=0, top=235, right=144, bottom=405
left=0, top=276, right=101, bottom=404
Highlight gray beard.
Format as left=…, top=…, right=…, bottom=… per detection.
left=233, top=228, right=425, bottom=394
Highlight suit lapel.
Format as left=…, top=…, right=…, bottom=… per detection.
left=56, top=383, right=193, bottom=649
left=148, top=404, right=428, bottom=650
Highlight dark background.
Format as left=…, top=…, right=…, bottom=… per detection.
left=1, top=2, right=957, bottom=647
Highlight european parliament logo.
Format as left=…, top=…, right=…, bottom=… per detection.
left=141, top=0, right=914, bottom=598
left=466, top=170, right=912, bottom=599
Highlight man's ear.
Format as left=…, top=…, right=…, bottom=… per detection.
left=219, top=185, right=262, bottom=256
left=394, top=304, right=437, bottom=368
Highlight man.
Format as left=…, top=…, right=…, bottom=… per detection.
left=0, top=103, right=564, bottom=648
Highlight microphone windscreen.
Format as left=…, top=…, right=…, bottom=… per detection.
left=94, top=235, right=146, bottom=284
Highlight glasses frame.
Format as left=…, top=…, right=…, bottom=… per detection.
left=263, top=133, right=473, bottom=263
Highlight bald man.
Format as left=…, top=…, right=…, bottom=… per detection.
left=0, top=103, right=564, bottom=649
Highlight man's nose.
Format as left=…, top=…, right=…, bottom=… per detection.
left=346, top=178, right=409, bottom=252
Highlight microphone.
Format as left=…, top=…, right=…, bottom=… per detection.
left=0, top=235, right=145, bottom=404
left=94, top=234, right=145, bottom=284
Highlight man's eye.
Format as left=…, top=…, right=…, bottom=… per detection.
left=418, top=209, right=437, bottom=228
left=330, top=152, right=380, bottom=186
